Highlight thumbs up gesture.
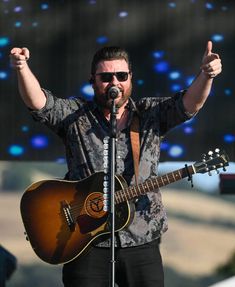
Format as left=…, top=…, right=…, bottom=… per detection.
left=201, top=41, right=222, bottom=79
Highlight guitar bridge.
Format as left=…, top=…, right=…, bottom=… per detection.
left=61, top=200, right=75, bottom=231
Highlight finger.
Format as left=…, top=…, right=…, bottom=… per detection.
left=203, top=65, right=222, bottom=78
left=203, top=40, right=213, bottom=58
left=10, top=47, right=23, bottom=55
left=22, top=47, right=30, bottom=60
left=212, top=53, right=220, bottom=60
left=11, top=54, right=27, bottom=60
left=201, top=58, right=221, bottom=70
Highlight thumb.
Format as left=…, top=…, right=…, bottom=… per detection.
left=10, top=47, right=22, bottom=55
left=204, top=41, right=213, bottom=57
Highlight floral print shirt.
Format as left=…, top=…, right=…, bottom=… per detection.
left=30, top=89, right=193, bottom=247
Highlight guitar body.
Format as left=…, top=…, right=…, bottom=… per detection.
left=20, top=172, right=133, bottom=265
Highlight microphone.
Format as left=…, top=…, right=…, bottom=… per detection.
left=107, top=86, right=120, bottom=99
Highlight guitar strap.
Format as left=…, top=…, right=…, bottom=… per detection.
left=130, top=114, right=140, bottom=185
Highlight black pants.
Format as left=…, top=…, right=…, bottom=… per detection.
left=62, top=240, right=164, bottom=287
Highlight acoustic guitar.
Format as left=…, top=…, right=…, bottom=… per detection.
left=20, top=149, right=229, bottom=264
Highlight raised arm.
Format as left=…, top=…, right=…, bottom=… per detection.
left=10, top=47, right=46, bottom=110
left=183, top=41, right=222, bottom=114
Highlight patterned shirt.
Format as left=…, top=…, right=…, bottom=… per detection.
left=30, top=89, right=193, bottom=248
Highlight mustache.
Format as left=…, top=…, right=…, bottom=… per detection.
left=105, top=86, right=124, bottom=94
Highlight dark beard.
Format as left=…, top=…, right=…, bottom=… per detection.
left=94, top=83, right=132, bottom=110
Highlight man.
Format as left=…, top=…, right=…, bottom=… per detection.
left=10, top=42, right=221, bottom=287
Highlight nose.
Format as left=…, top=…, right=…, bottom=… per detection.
left=110, top=75, right=119, bottom=85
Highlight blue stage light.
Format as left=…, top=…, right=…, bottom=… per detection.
left=224, top=88, right=232, bottom=96
left=152, top=51, right=165, bottom=59
left=41, top=3, right=49, bottom=10
left=185, top=75, right=195, bottom=86
left=168, top=145, right=184, bottom=158
left=80, top=83, right=94, bottom=100
left=30, top=135, right=49, bottom=149
left=0, top=71, right=8, bottom=80
left=211, top=34, right=224, bottom=42
left=168, top=2, right=176, bottom=8
left=154, top=61, right=169, bottom=73
left=96, top=36, right=108, bottom=44
left=137, top=79, right=144, bottom=85
left=160, top=141, right=170, bottom=151
left=14, top=6, right=23, bottom=13
left=14, top=21, right=22, bottom=28
left=21, top=125, right=29, bottom=132
left=8, top=144, right=24, bottom=156
left=205, top=3, right=214, bottom=10
left=224, top=134, right=235, bottom=143
left=184, top=126, right=194, bottom=134
left=171, top=83, right=182, bottom=92
left=0, top=37, right=10, bottom=47
left=169, top=71, right=181, bottom=80
left=119, top=11, right=128, bottom=18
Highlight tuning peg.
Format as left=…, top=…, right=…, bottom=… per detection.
left=208, top=151, right=214, bottom=158
left=208, top=171, right=212, bottom=176
left=215, top=148, right=220, bottom=154
left=223, top=167, right=227, bottom=172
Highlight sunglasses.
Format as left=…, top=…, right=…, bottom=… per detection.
left=95, top=71, right=130, bottom=83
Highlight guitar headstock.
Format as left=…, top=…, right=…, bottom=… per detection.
left=194, top=149, right=229, bottom=175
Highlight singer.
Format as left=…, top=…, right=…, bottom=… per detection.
left=10, top=43, right=222, bottom=287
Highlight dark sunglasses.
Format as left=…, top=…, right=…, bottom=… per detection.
left=95, top=71, right=130, bottom=83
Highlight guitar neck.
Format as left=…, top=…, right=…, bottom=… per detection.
left=115, top=164, right=196, bottom=204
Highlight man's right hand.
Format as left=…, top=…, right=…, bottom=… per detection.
left=10, top=47, right=30, bottom=70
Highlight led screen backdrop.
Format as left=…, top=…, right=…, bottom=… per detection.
left=0, top=0, right=234, bottom=162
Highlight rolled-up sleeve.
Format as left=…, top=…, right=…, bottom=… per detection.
left=29, top=89, right=81, bottom=134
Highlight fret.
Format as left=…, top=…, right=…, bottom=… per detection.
left=166, top=173, right=171, bottom=184
left=121, top=190, right=128, bottom=202
left=138, top=183, right=143, bottom=195
left=136, top=184, right=142, bottom=196
left=153, top=177, right=160, bottom=189
left=163, top=175, right=169, bottom=185
left=143, top=183, right=147, bottom=194
left=149, top=179, right=155, bottom=190
left=144, top=182, right=150, bottom=193
left=172, top=171, right=177, bottom=181
left=159, top=176, right=164, bottom=187
left=115, top=191, right=121, bottom=204
left=129, top=186, right=135, bottom=198
left=125, top=188, right=131, bottom=201
left=131, top=186, right=137, bottom=198
left=146, top=181, right=152, bottom=192
left=133, top=186, right=139, bottom=197
left=176, top=169, right=183, bottom=179
left=168, top=172, right=175, bottom=183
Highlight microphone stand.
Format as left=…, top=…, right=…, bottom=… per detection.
left=108, top=98, right=117, bottom=287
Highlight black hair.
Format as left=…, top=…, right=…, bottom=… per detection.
left=90, top=46, right=132, bottom=77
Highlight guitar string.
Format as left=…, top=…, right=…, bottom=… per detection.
left=65, top=172, right=182, bottom=218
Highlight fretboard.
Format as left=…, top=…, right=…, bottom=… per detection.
left=115, top=164, right=195, bottom=204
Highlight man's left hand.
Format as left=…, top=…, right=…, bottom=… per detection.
left=200, top=41, right=222, bottom=79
